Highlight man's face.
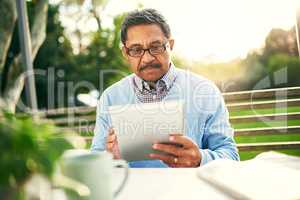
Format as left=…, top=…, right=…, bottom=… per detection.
left=122, top=24, right=174, bottom=82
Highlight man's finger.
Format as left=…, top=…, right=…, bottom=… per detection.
left=152, top=143, right=189, bottom=157
left=107, top=134, right=116, bottom=143
left=149, top=154, right=192, bottom=167
left=169, top=134, right=195, bottom=149
left=148, top=153, right=177, bottom=165
left=106, top=142, right=114, bottom=150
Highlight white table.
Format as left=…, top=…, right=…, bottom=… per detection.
left=26, top=168, right=229, bottom=200
left=113, top=168, right=230, bottom=200
left=27, top=152, right=300, bottom=200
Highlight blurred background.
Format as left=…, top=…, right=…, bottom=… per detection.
left=1, top=2, right=300, bottom=195
left=1, top=0, right=300, bottom=111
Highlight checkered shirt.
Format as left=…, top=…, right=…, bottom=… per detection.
left=132, top=64, right=177, bottom=103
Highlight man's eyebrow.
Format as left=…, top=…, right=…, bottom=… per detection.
left=127, top=40, right=163, bottom=48
left=127, top=43, right=142, bottom=48
left=150, top=40, right=163, bottom=45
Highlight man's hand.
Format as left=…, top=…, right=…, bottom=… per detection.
left=105, top=128, right=121, bottom=159
left=149, top=134, right=201, bottom=168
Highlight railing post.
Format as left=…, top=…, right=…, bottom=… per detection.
left=16, top=0, right=38, bottom=115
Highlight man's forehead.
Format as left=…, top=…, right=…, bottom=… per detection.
left=125, top=24, right=166, bottom=47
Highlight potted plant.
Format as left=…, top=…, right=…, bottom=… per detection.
left=0, top=112, right=81, bottom=200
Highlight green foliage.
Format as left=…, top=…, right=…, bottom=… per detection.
left=0, top=112, right=73, bottom=188
left=33, top=4, right=77, bottom=108
left=72, top=14, right=130, bottom=92
left=30, top=3, right=300, bottom=109
left=239, top=150, right=300, bottom=161
left=257, top=28, right=300, bottom=88
left=33, top=5, right=129, bottom=109
left=266, top=53, right=300, bottom=87
left=227, top=27, right=300, bottom=91
left=261, top=28, right=298, bottom=64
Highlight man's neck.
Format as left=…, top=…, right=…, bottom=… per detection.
left=146, top=81, right=157, bottom=90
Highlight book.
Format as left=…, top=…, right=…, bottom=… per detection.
left=197, top=151, right=300, bottom=200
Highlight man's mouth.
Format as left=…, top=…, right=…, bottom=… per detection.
left=139, top=63, right=161, bottom=71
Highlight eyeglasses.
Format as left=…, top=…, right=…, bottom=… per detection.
left=124, top=42, right=168, bottom=57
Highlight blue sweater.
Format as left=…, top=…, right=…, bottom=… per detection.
left=91, top=66, right=239, bottom=167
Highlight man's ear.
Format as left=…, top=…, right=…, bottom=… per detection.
left=121, top=46, right=129, bottom=60
left=169, top=39, right=175, bottom=50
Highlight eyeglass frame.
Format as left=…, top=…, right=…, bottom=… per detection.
left=123, top=41, right=170, bottom=58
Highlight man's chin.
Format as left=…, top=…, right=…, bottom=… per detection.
left=140, top=68, right=162, bottom=81
left=141, top=74, right=161, bottom=82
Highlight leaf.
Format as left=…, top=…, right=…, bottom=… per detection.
left=0, top=111, right=75, bottom=186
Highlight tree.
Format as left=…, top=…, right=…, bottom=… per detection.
left=0, top=0, right=48, bottom=113
left=60, top=0, right=109, bottom=52
left=235, top=27, right=300, bottom=90
left=267, top=53, right=300, bottom=87
left=34, top=4, right=129, bottom=109
left=0, top=0, right=117, bottom=111
left=260, top=28, right=299, bottom=88
left=65, top=13, right=130, bottom=108
left=72, top=14, right=129, bottom=87
left=261, top=28, right=298, bottom=63
left=33, top=4, right=76, bottom=109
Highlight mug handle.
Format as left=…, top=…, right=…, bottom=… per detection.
left=112, top=159, right=129, bottom=198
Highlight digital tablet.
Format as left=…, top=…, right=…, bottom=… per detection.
left=108, top=100, right=185, bottom=161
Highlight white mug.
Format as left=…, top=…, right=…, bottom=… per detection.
left=59, top=149, right=128, bottom=200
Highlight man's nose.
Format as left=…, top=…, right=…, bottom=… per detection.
left=141, top=50, right=155, bottom=63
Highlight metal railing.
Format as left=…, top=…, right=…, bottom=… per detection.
left=37, top=86, right=300, bottom=154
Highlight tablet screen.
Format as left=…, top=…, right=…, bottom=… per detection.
left=108, top=100, right=185, bottom=161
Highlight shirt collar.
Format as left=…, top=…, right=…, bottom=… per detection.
left=134, top=62, right=177, bottom=92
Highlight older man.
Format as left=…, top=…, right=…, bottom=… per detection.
left=91, top=9, right=239, bottom=167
